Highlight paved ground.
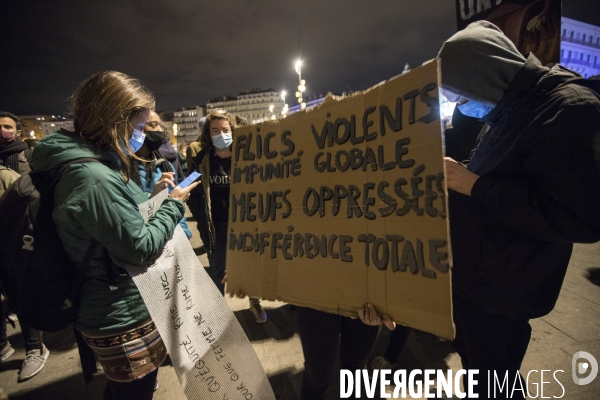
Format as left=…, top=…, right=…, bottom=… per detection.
left=1, top=206, right=599, bottom=399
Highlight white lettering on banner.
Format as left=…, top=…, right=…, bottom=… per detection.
left=343, top=368, right=571, bottom=398
left=340, top=369, right=478, bottom=398
left=210, top=175, right=231, bottom=185
left=113, top=190, right=275, bottom=400
left=458, top=0, right=503, bottom=21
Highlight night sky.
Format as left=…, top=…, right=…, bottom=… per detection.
left=2, top=0, right=599, bottom=115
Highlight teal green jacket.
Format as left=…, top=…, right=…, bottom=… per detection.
left=33, top=131, right=185, bottom=334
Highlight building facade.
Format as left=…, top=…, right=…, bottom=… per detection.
left=173, top=106, right=205, bottom=145
left=40, top=120, right=74, bottom=137
left=561, top=17, right=600, bottom=78
left=206, top=88, right=285, bottom=125
left=286, top=92, right=352, bottom=115
left=18, top=115, right=72, bottom=140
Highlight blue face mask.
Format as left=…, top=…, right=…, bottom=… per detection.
left=211, top=133, right=232, bottom=150
left=128, top=128, right=146, bottom=154
left=457, top=100, right=494, bottom=119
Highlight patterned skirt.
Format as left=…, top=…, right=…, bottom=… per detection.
left=81, top=319, right=167, bottom=382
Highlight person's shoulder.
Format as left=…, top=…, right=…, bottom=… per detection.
left=61, top=160, right=122, bottom=189
left=189, top=141, right=201, bottom=150
left=196, top=148, right=210, bottom=160
left=0, top=166, right=20, bottom=187
left=543, top=67, right=600, bottom=105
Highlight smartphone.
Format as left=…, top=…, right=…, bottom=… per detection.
left=178, top=171, right=202, bottom=189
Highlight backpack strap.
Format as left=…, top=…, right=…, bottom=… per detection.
left=67, top=241, right=119, bottom=302
left=66, top=239, right=99, bottom=308
left=103, top=249, right=118, bottom=290
left=152, top=150, right=174, bottom=173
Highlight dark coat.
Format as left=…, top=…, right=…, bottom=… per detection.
left=190, top=149, right=217, bottom=255
left=0, top=139, right=30, bottom=174
left=444, top=107, right=484, bottom=162
left=450, top=55, right=600, bottom=319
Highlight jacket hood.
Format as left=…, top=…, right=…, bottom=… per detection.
left=438, top=21, right=526, bottom=107
left=158, top=141, right=177, bottom=163
left=32, top=130, right=119, bottom=170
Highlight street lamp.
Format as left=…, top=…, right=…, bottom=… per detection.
left=281, top=90, right=288, bottom=116
left=295, top=59, right=306, bottom=111
left=295, top=60, right=302, bottom=80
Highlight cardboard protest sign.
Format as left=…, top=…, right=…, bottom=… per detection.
left=115, top=191, right=275, bottom=400
left=455, top=0, right=561, bottom=65
left=227, top=60, right=454, bottom=340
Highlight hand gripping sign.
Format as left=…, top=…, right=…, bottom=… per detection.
left=113, top=190, right=275, bottom=400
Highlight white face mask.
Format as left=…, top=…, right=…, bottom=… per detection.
left=457, top=100, right=494, bottom=119
left=211, top=133, right=233, bottom=150
left=440, top=88, right=461, bottom=103
left=128, top=128, right=146, bottom=153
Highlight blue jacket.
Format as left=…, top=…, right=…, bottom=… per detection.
left=135, top=159, right=192, bottom=239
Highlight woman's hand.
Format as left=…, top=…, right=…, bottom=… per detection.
left=358, top=303, right=396, bottom=331
left=221, top=276, right=247, bottom=298
left=150, top=172, right=176, bottom=198
left=444, top=157, right=480, bottom=196
left=170, top=181, right=200, bottom=202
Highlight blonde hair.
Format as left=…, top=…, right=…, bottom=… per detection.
left=71, top=71, right=155, bottom=180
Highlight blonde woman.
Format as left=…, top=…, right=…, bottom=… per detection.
left=32, top=71, right=198, bottom=399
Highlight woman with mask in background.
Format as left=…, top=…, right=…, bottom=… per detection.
left=192, top=110, right=267, bottom=324
left=32, top=70, right=199, bottom=400
left=129, top=128, right=192, bottom=238
left=143, top=111, right=185, bottom=181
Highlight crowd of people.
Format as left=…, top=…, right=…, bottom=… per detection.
left=1, top=21, right=599, bottom=400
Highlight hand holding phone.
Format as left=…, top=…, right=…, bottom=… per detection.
left=170, top=171, right=201, bottom=202
left=151, top=172, right=176, bottom=198
left=178, top=171, right=202, bottom=189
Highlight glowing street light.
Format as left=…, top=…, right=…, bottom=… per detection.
left=281, top=90, right=289, bottom=117
left=295, top=60, right=302, bottom=77
left=294, top=59, right=306, bottom=110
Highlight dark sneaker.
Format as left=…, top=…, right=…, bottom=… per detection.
left=154, top=379, right=159, bottom=391
left=249, top=298, right=267, bottom=324
left=19, top=345, right=49, bottom=381
left=0, top=343, right=15, bottom=362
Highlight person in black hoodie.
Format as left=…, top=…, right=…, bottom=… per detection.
left=439, top=21, right=600, bottom=398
